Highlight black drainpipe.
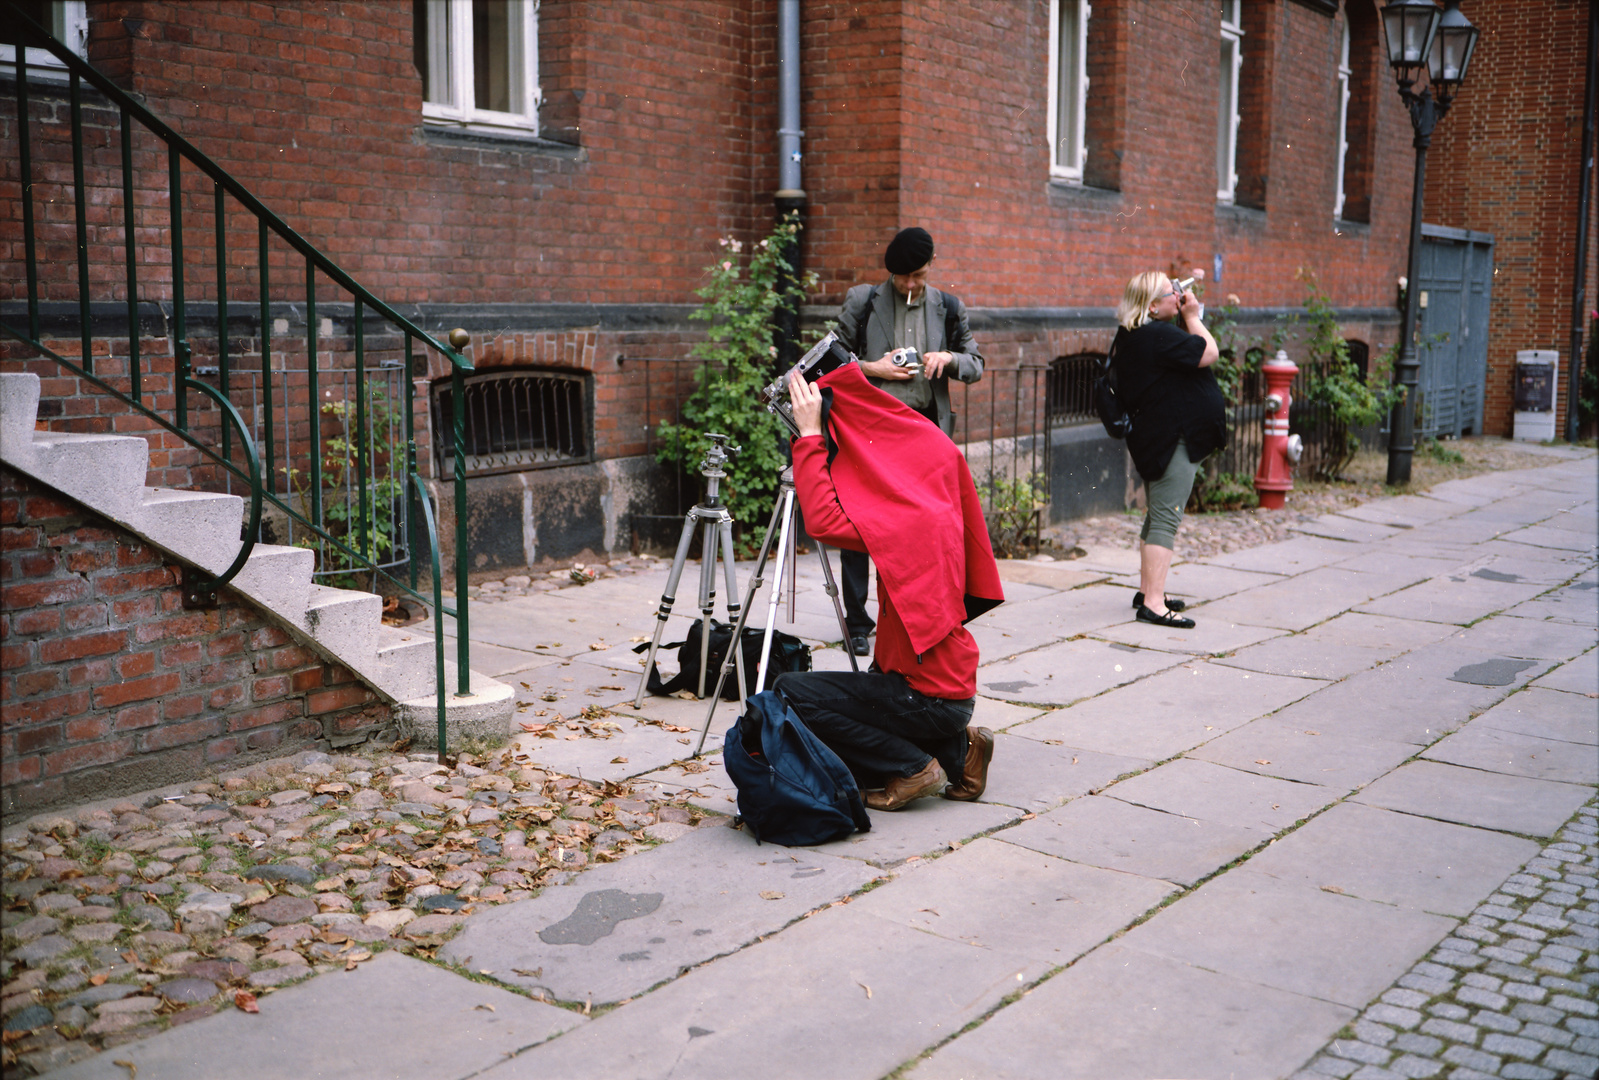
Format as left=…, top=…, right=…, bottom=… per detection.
left=773, top=0, right=806, bottom=373
left=1568, top=0, right=1597, bottom=442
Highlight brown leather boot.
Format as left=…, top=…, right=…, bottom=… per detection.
left=864, top=759, right=947, bottom=811
left=943, top=726, right=994, bottom=802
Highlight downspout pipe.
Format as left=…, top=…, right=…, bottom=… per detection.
left=774, top=0, right=806, bottom=371
left=1568, top=0, right=1597, bottom=442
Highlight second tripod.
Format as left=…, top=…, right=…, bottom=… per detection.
left=634, top=434, right=747, bottom=708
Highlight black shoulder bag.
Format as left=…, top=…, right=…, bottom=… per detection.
left=1094, top=327, right=1132, bottom=440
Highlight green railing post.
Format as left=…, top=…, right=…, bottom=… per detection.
left=404, top=334, right=418, bottom=592
left=259, top=221, right=273, bottom=488
left=71, top=69, right=91, bottom=374
left=354, top=301, right=369, bottom=565
left=449, top=342, right=469, bottom=698
left=215, top=182, right=229, bottom=460
left=306, top=259, right=321, bottom=527
left=122, top=111, right=140, bottom=404
left=410, top=474, right=449, bottom=763
left=16, top=44, right=39, bottom=340
left=169, top=142, right=188, bottom=430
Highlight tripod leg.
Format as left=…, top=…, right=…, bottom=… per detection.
left=695, top=514, right=719, bottom=699
left=714, top=513, right=747, bottom=710
left=814, top=541, right=860, bottom=673
left=695, top=490, right=785, bottom=756
left=634, top=507, right=698, bottom=709
left=755, top=490, right=794, bottom=691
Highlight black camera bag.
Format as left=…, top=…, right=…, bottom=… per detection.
left=634, top=619, right=811, bottom=701
left=1094, top=327, right=1133, bottom=440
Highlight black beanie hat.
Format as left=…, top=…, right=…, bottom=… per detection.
left=884, top=227, right=935, bottom=274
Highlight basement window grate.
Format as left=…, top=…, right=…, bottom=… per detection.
left=433, top=369, right=592, bottom=476
left=1046, top=352, right=1103, bottom=425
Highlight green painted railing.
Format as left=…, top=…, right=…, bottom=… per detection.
left=2, top=8, right=472, bottom=759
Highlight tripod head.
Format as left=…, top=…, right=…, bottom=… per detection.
left=697, top=433, right=740, bottom=506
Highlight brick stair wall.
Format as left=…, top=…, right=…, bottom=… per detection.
left=1, top=466, right=397, bottom=819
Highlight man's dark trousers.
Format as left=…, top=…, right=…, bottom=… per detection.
left=840, top=549, right=875, bottom=639
left=773, top=670, right=971, bottom=788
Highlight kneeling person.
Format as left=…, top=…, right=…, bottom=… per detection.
left=774, top=364, right=1003, bottom=810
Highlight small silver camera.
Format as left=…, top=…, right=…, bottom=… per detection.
left=890, top=346, right=921, bottom=372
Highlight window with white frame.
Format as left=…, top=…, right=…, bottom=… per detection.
left=1216, top=0, right=1244, bottom=203
left=1334, top=21, right=1352, bottom=219
left=0, top=1, right=89, bottom=79
left=1048, top=0, right=1090, bottom=181
left=416, top=0, right=540, bottom=137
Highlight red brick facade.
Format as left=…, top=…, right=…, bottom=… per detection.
left=1423, top=0, right=1596, bottom=437
left=0, top=466, right=392, bottom=818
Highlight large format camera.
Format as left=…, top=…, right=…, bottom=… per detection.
left=759, top=331, right=858, bottom=438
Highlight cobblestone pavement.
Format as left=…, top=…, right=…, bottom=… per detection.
left=0, top=747, right=711, bottom=1075
left=1294, top=801, right=1599, bottom=1080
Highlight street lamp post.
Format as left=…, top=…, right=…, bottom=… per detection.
left=1382, top=0, right=1478, bottom=486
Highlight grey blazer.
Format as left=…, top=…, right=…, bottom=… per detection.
left=835, top=280, right=984, bottom=436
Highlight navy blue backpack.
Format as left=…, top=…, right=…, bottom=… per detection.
left=723, top=691, right=871, bottom=846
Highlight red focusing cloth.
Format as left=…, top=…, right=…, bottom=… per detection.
left=813, top=363, right=1003, bottom=654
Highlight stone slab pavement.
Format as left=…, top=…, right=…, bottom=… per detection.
left=38, top=450, right=1598, bottom=1079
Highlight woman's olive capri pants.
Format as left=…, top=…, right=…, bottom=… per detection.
left=1139, top=438, right=1200, bottom=550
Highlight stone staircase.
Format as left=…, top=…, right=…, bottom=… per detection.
left=0, top=371, right=511, bottom=746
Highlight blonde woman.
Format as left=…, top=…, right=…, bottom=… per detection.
left=1111, top=272, right=1223, bottom=628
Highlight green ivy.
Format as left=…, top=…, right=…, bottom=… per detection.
left=655, top=214, right=817, bottom=552
left=981, top=471, right=1048, bottom=558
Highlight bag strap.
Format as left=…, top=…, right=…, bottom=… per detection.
left=854, top=284, right=880, bottom=358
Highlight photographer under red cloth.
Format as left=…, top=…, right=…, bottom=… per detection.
left=773, top=363, right=1004, bottom=811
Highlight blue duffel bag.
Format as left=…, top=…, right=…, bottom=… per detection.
left=723, top=690, right=871, bottom=846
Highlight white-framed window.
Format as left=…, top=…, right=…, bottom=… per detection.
left=1217, top=0, right=1244, bottom=203
left=419, top=0, right=541, bottom=137
left=1333, top=20, right=1352, bottom=220
left=0, top=1, right=89, bottom=80
left=1047, top=0, right=1090, bottom=181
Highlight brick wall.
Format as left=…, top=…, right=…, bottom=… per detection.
left=0, top=465, right=393, bottom=819
left=1424, top=0, right=1597, bottom=437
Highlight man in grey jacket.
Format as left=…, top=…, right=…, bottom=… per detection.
left=832, top=226, right=984, bottom=655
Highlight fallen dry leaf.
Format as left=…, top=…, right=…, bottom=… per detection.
left=89, top=973, right=109, bottom=986
left=1254, top=759, right=1272, bottom=765
left=1303, top=730, right=1321, bottom=736
left=234, top=990, right=259, bottom=1014
left=759, top=890, right=785, bottom=900
left=857, top=981, right=873, bottom=1000
left=1320, top=885, right=1346, bottom=895
left=610, top=757, right=629, bottom=764
left=113, top=1061, right=136, bottom=1080
left=476, top=1003, right=496, bottom=1012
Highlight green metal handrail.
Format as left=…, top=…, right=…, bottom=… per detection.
left=3, top=7, right=475, bottom=759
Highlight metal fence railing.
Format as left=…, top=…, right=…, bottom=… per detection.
left=1, top=9, right=474, bottom=757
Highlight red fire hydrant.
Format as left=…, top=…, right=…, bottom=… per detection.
left=1254, top=349, right=1303, bottom=510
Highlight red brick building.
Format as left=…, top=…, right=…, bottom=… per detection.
left=8, top=0, right=1581, bottom=567
left=1423, top=0, right=1596, bottom=439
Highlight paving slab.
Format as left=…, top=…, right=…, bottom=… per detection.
left=992, top=558, right=1106, bottom=590
left=439, top=824, right=880, bottom=1005
left=1199, top=534, right=1376, bottom=576
left=975, top=588, right=1126, bottom=644
left=1119, top=868, right=1455, bottom=1007
left=1421, top=723, right=1599, bottom=786
left=1187, top=715, right=1417, bottom=793
left=1328, top=549, right=1474, bottom=579
left=1241, top=801, right=1540, bottom=916
left=1498, top=522, right=1599, bottom=553
left=1338, top=493, right=1461, bottom=527
left=1292, top=513, right=1405, bottom=543
left=850, top=837, right=1175, bottom=966
left=632, top=761, right=741, bottom=817
left=1087, top=611, right=1285, bottom=656
left=979, top=732, right=1151, bottom=813
left=1104, top=758, right=1337, bottom=834
left=1351, top=759, right=1595, bottom=837
left=1356, top=573, right=1547, bottom=626
left=1103, top=561, right=1286, bottom=602
left=1445, top=612, right=1597, bottom=663
left=48, top=951, right=583, bottom=1080
left=1213, top=633, right=1398, bottom=680
left=974, top=637, right=1186, bottom=707
left=907, top=944, right=1353, bottom=1080
left=1469, top=684, right=1599, bottom=745
left=970, top=695, right=1052, bottom=732
left=1065, top=543, right=1142, bottom=576
left=817, top=798, right=1023, bottom=868
left=1507, top=581, right=1599, bottom=624
left=1424, top=475, right=1520, bottom=506
left=509, top=710, right=707, bottom=785
left=1286, top=609, right=1464, bottom=651
left=1196, top=565, right=1429, bottom=631
left=998, top=795, right=1267, bottom=886
left=1006, top=661, right=1323, bottom=761
left=1528, top=650, right=1599, bottom=696
left=492, top=904, right=1050, bottom=1080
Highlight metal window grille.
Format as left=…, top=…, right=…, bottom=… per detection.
left=1046, top=352, right=1103, bottom=424
left=433, top=369, right=591, bottom=476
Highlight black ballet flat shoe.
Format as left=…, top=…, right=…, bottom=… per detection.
left=1131, top=592, right=1186, bottom=612
left=1136, top=604, right=1196, bottom=629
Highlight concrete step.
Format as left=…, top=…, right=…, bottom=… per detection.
left=373, top=624, right=437, bottom=702
left=28, top=432, right=152, bottom=522
left=0, top=371, right=41, bottom=456
left=302, top=584, right=382, bottom=668
left=396, top=660, right=515, bottom=749
left=135, top=488, right=246, bottom=574
left=229, top=544, right=315, bottom=622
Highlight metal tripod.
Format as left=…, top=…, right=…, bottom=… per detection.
left=692, top=464, right=857, bottom=755
left=634, top=434, right=747, bottom=708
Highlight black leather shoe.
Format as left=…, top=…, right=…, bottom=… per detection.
left=849, top=634, right=871, bottom=656
left=1132, top=592, right=1185, bottom=612
left=1136, top=604, right=1195, bottom=629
